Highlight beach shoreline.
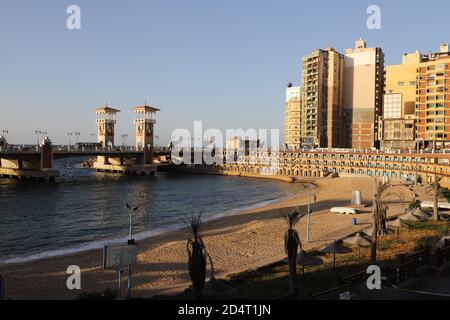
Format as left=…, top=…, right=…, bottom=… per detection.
left=0, top=179, right=313, bottom=265
left=0, top=177, right=412, bottom=299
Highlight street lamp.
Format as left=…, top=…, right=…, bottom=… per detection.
left=124, top=203, right=140, bottom=242
left=74, top=132, right=81, bottom=144
left=121, top=134, right=128, bottom=147
left=35, top=130, right=42, bottom=146
left=124, top=202, right=140, bottom=299
left=1, top=130, right=8, bottom=138
left=306, top=187, right=315, bottom=243
left=67, top=133, right=73, bottom=147
left=90, top=133, right=96, bottom=141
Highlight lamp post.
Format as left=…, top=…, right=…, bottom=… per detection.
left=35, top=130, right=42, bottom=147
left=67, top=133, right=73, bottom=147
left=90, top=133, right=96, bottom=141
left=124, top=203, right=140, bottom=299
left=74, top=132, right=81, bottom=144
left=1, top=130, right=8, bottom=139
left=306, top=189, right=313, bottom=243
left=121, top=134, right=128, bottom=147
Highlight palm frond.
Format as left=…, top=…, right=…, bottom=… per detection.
left=283, top=211, right=301, bottom=229
left=182, top=214, right=203, bottom=241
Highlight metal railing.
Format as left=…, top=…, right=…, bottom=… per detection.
left=436, top=244, right=450, bottom=266
left=0, top=145, right=171, bottom=154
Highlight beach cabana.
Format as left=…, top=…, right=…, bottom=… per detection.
left=319, top=240, right=352, bottom=270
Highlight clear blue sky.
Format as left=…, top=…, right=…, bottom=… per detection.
left=0, top=0, right=449, bottom=145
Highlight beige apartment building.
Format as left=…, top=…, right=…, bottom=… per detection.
left=284, top=84, right=302, bottom=149
left=381, top=51, right=421, bottom=150
left=385, top=51, right=421, bottom=116
left=383, top=44, right=450, bottom=150
left=300, top=47, right=344, bottom=148
left=343, top=38, right=385, bottom=149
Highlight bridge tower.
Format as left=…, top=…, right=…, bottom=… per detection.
left=93, top=106, right=121, bottom=148
left=132, top=104, right=160, bottom=164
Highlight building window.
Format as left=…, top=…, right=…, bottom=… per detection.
left=383, top=93, right=402, bottom=119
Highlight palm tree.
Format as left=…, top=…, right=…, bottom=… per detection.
left=433, top=174, right=442, bottom=222
left=283, top=211, right=302, bottom=298
left=185, top=214, right=214, bottom=300
left=371, top=180, right=389, bottom=264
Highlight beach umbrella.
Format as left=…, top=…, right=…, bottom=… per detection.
left=408, top=207, right=431, bottom=220
left=388, top=219, right=406, bottom=239
left=362, top=227, right=395, bottom=237
left=319, top=240, right=352, bottom=270
left=388, top=218, right=406, bottom=228
left=399, top=211, right=423, bottom=222
left=343, top=233, right=371, bottom=261
left=295, top=250, right=323, bottom=275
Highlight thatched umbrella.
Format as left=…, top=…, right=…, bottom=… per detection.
left=399, top=211, right=423, bottom=222
left=295, top=250, right=323, bottom=275
left=343, top=233, right=371, bottom=261
left=388, top=218, right=407, bottom=238
left=319, top=240, right=352, bottom=270
left=362, top=226, right=395, bottom=237
left=407, top=207, right=431, bottom=220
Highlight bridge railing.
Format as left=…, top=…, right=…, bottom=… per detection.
left=52, top=145, right=171, bottom=153
left=0, top=144, right=172, bottom=154
left=0, top=145, right=40, bottom=153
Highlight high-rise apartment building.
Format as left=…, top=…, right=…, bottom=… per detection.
left=381, top=51, right=422, bottom=150
left=284, top=84, right=302, bottom=149
left=385, top=51, right=421, bottom=117
left=343, top=38, right=384, bottom=149
left=382, top=44, right=450, bottom=150
left=415, top=44, right=450, bottom=149
left=301, top=48, right=344, bottom=148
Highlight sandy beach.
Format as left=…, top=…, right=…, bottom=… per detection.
left=0, top=176, right=413, bottom=299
